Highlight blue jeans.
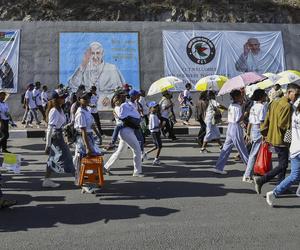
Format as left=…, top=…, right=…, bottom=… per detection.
left=273, top=154, right=300, bottom=196
left=111, top=123, right=124, bottom=144
left=244, top=125, right=262, bottom=178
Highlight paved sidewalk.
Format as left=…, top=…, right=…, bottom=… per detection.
left=9, top=119, right=228, bottom=138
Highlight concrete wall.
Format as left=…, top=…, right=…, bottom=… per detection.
left=0, top=21, right=299, bottom=119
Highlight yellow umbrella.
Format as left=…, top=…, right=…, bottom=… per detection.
left=195, top=75, right=228, bottom=91
left=256, top=72, right=281, bottom=90
left=147, top=76, right=183, bottom=96
left=276, top=70, right=300, bottom=85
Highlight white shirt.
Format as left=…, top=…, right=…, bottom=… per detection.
left=249, top=102, right=264, bottom=125
left=227, top=103, right=243, bottom=123
left=41, top=91, right=48, bottom=107
left=48, top=108, right=66, bottom=129
left=290, top=111, right=300, bottom=159
left=138, top=96, right=149, bottom=116
left=205, top=99, right=219, bottom=123
left=149, top=113, right=160, bottom=132
left=183, top=89, right=192, bottom=105
left=25, top=90, right=37, bottom=109
left=0, top=102, right=9, bottom=120
left=160, top=97, right=172, bottom=119
left=74, top=107, right=94, bottom=133
left=113, top=106, right=122, bottom=125
left=33, top=88, right=42, bottom=106
left=89, top=94, right=98, bottom=114
left=119, top=102, right=141, bottom=120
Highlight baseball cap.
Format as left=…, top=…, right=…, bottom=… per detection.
left=49, top=90, right=68, bottom=100
left=78, top=91, right=92, bottom=100
left=148, top=101, right=158, bottom=108
left=128, top=89, right=140, bottom=97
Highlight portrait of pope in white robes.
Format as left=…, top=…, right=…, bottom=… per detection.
left=235, top=37, right=283, bottom=74
left=68, top=42, right=125, bottom=110
left=60, top=32, right=140, bottom=111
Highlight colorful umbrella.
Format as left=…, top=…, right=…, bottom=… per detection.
left=276, top=70, right=300, bottom=86
left=195, top=75, right=228, bottom=91
left=147, top=76, right=183, bottom=96
left=218, top=72, right=266, bottom=96
left=256, top=72, right=281, bottom=90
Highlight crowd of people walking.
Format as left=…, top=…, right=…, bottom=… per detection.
left=0, top=80, right=300, bottom=208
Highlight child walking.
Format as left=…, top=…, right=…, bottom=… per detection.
left=144, top=101, right=163, bottom=166
left=214, top=90, right=249, bottom=174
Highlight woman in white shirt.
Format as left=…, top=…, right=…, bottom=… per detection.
left=243, top=89, right=267, bottom=183
left=104, top=91, right=143, bottom=177
left=214, top=90, right=249, bottom=174
left=266, top=98, right=300, bottom=206
left=73, top=91, right=102, bottom=193
left=201, top=91, right=223, bottom=153
left=43, top=90, right=75, bottom=188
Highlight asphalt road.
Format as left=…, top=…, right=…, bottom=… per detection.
left=0, top=136, right=300, bottom=250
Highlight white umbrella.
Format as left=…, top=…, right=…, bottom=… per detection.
left=147, top=76, right=183, bottom=96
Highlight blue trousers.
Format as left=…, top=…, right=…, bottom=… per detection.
left=273, top=154, right=300, bottom=196
left=215, top=123, right=249, bottom=171
left=244, top=125, right=262, bottom=178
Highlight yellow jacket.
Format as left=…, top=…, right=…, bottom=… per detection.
left=261, top=96, right=292, bottom=146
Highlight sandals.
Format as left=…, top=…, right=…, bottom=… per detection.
left=0, top=199, right=17, bottom=209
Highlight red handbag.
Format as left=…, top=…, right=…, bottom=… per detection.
left=253, top=142, right=272, bottom=176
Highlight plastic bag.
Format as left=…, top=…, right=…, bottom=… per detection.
left=254, top=142, right=272, bottom=176
left=1, top=153, right=21, bottom=174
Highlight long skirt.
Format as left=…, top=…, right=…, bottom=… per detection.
left=203, top=121, right=220, bottom=142
left=73, top=133, right=101, bottom=185
left=47, top=130, right=75, bottom=174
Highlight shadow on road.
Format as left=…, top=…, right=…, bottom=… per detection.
left=99, top=179, right=255, bottom=201
left=0, top=200, right=179, bottom=232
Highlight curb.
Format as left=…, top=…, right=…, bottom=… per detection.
left=9, top=126, right=228, bottom=139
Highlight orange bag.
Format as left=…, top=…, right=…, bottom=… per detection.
left=254, top=142, right=272, bottom=176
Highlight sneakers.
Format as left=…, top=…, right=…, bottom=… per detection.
left=132, top=172, right=144, bottom=177
left=42, top=178, right=60, bottom=188
left=242, top=176, right=253, bottom=183
left=296, top=185, right=300, bottom=197
left=81, top=186, right=99, bottom=194
left=105, top=143, right=116, bottom=150
left=266, top=191, right=275, bottom=207
left=213, top=168, right=227, bottom=175
left=234, top=155, right=241, bottom=162
left=2, top=149, right=12, bottom=153
left=152, top=159, right=161, bottom=166
left=24, top=124, right=33, bottom=128
left=200, top=148, right=210, bottom=153
left=0, top=199, right=17, bottom=209
left=142, top=152, right=148, bottom=162
left=253, top=177, right=263, bottom=194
